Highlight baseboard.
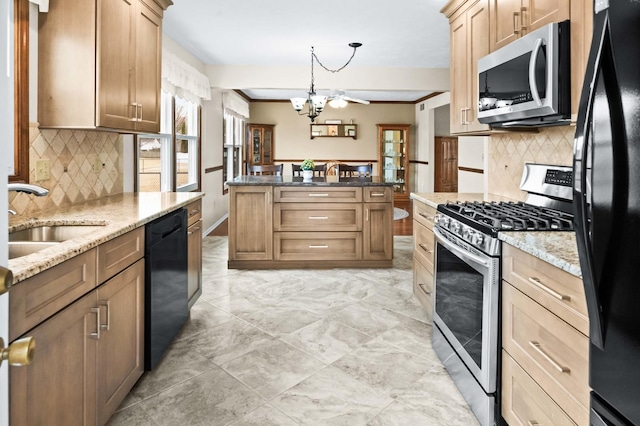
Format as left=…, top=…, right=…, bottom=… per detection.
left=203, top=213, right=228, bottom=236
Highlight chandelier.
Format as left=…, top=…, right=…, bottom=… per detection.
left=290, top=42, right=362, bottom=122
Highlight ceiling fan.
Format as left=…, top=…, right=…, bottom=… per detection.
left=327, top=90, right=370, bottom=108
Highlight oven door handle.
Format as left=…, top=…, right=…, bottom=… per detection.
left=433, top=227, right=490, bottom=268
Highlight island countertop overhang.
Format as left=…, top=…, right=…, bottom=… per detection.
left=228, top=175, right=394, bottom=187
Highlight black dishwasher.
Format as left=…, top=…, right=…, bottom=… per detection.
left=145, top=209, right=188, bottom=370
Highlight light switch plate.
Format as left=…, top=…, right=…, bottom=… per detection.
left=35, top=159, right=50, bottom=181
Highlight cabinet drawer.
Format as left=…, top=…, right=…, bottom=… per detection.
left=9, top=248, right=98, bottom=340
left=503, top=244, right=588, bottom=336
left=413, top=257, right=433, bottom=322
left=274, top=203, right=362, bottom=232
left=98, top=227, right=144, bottom=284
left=502, top=351, right=577, bottom=426
left=274, top=232, right=362, bottom=261
left=274, top=186, right=362, bottom=203
left=413, top=221, right=434, bottom=273
left=186, top=199, right=202, bottom=227
left=363, top=187, right=393, bottom=203
left=502, top=283, right=589, bottom=424
left=413, top=201, right=436, bottom=230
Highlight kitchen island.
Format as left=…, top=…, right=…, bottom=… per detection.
left=227, top=175, right=395, bottom=268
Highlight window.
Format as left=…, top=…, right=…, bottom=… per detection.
left=137, top=92, right=200, bottom=192
left=223, top=110, right=244, bottom=194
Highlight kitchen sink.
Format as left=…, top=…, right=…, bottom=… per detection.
left=8, top=241, right=61, bottom=259
left=9, top=225, right=106, bottom=243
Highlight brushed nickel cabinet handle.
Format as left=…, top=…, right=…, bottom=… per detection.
left=460, top=108, right=466, bottom=125
left=129, top=103, right=139, bottom=122
left=99, top=301, right=110, bottom=331
left=138, top=103, right=143, bottom=122
left=90, top=307, right=101, bottom=339
left=370, top=192, right=385, bottom=197
left=528, top=421, right=539, bottom=426
left=418, top=212, right=434, bottom=221
left=418, top=284, right=432, bottom=295
left=513, top=11, right=520, bottom=35
left=309, top=245, right=329, bottom=249
left=365, top=208, right=369, bottom=222
left=520, top=7, right=527, bottom=32
left=308, top=216, right=329, bottom=220
left=529, top=341, right=570, bottom=373
left=308, top=193, right=329, bottom=197
left=528, top=277, right=570, bottom=301
left=418, top=243, right=433, bottom=254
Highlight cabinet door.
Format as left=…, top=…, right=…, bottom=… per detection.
left=229, top=186, right=273, bottom=261
left=10, top=292, right=98, bottom=426
left=378, top=125, right=410, bottom=201
left=263, top=127, right=273, bottom=164
left=465, top=0, right=491, bottom=133
left=187, top=220, right=203, bottom=308
left=363, top=202, right=393, bottom=260
left=97, top=0, right=136, bottom=130
left=449, top=11, right=468, bottom=134
left=525, top=0, right=570, bottom=34
left=489, top=0, right=522, bottom=51
left=134, top=0, right=163, bottom=133
left=96, top=260, right=145, bottom=425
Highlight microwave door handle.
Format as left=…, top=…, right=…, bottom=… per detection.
left=433, top=227, right=490, bottom=268
left=528, top=38, right=544, bottom=107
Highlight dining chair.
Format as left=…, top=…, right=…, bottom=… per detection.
left=247, top=164, right=283, bottom=176
left=337, top=163, right=372, bottom=177
left=292, top=164, right=327, bottom=177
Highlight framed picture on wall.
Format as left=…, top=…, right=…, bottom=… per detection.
left=324, top=119, right=342, bottom=124
left=327, top=125, right=338, bottom=136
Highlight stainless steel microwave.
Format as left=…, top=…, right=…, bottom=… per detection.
left=477, top=21, right=570, bottom=127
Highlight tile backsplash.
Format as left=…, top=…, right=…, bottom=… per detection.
left=9, top=123, right=123, bottom=216
left=488, top=126, right=575, bottom=200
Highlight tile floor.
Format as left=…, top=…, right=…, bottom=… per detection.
left=107, top=236, right=479, bottom=426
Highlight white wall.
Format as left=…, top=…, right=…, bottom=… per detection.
left=458, top=136, right=489, bottom=194
left=414, top=92, right=450, bottom=193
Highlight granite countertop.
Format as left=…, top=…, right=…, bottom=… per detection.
left=410, top=192, right=582, bottom=278
left=8, top=192, right=204, bottom=284
left=228, top=175, right=393, bottom=186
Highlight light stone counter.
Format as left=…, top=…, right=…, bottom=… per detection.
left=409, top=192, right=582, bottom=278
left=8, top=192, right=204, bottom=284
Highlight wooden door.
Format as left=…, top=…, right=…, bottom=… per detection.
left=363, top=203, right=393, bottom=260
left=434, top=137, right=459, bottom=192
left=10, top=292, right=98, bottom=426
left=134, top=0, right=162, bottom=133
left=97, top=0, right=136, bottom=130
left=489, top=0, right=521, bottom=51
left=228, top=186, right=274, bottom=261
left=96, top=260, right=145, bottom=425
left=449, top=12, right=468, bottom=134
left=466, top=0, right=491, bottom=133
left=525, top=0, right=570, bottom=35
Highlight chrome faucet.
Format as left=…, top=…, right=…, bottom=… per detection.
left=8, top=183, right=49, bottom=196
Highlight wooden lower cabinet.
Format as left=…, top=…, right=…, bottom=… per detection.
left=412, top=200, right=436, bottom=322
left=501, top=244, right=590, bottom=426
left=363, top=202, right=393, bottom=260
left=228, top=186, right=273, bottom=261
left=186, top=200, right=202, bottom=309
left=10, top=259, right=144, bottom=426
left=413, top=257, right=433, bottom=321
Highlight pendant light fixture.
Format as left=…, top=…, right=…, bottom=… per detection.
left=290, top=42, right=362, bottom=122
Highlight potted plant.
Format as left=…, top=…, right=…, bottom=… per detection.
left=301, top=159, right=315, bottom=181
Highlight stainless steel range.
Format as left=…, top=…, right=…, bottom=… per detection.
left=431, top=163, right=574, bottom=426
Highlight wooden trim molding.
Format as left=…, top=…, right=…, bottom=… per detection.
left=410, top=160, right=429, bottom=166
left=458, top=166, right=484, bottom=174
left=415, top=92, right=444, bottom=103
left=205, top=165, right=224, bottom=174
left=11, top=0, right=29, bottom=184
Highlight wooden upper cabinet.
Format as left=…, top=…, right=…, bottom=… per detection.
left=443, top=0, right=491, bottom=135
left=39, top=0, right=171, bottom=132
left=489, top=0, right=570, bottom=51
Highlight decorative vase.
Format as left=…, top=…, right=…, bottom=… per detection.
left=302, top=170, right=313, bottom=181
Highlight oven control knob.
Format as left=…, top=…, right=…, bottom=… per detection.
left=452, top=222, right=461, bottom=234
left=440, top=217, right=450, bottom=227
left=462, top=228, right=470, bottom=239
left=472, top=234, right=484, bottom=246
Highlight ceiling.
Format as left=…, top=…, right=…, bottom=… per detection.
left=162, top=0, right=451, bottom=103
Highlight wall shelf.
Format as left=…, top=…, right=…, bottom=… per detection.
left=310, top=124, right=357, bottom=139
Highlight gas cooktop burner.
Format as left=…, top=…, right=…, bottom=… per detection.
left=442, top=201, right=574, bottom=232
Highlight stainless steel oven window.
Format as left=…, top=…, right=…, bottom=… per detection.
left=432, top=227, right=499, bottom=393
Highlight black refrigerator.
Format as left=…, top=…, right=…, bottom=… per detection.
left=573, top=1, right=640, bottom=424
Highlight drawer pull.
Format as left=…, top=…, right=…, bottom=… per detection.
left=528, top=277, right=570, bottom=301
left=528, top=422, right=539, bottom=426
left=308, top=193, right=329, bottom=197
left=418, top=212, right=434, bottom=221
left=189, top=209, right=200, bottom=216
left=529, top=341, right=570, bottom=373
left=370, top=192, right=386, bottom=197
left=309, top=245, right=329, bottom=249
left=90, top=307, right=101, bottom=340
left=418, top=243, right=433, bottom=254
left=418, top=284, right=432, bottom=295
left=308, top=216, right=329, bottom=220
